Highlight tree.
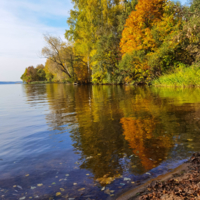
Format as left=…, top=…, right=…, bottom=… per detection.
left=44, top=58, right=69, bottom=82
left=21, top=65, right=48, bottom=83
left=21, top=68, right=29, bottom=83
left=119, top=0, right=187, bottom=82
left=190, top=0, right=200, bottom=13
left=42, top=35, right=73, bottom=79
left=120, top=0, right=166, bottom=54
left=21, top=66, right=38, bottom=83
left=66, top=0, right=138, bottom=84
left=36, top=64, right=46, bottom=81
left=44, top=60, right=55, bottom=82
left=175, top=0, right=200, bottom=64
left=146, top=1, right=185, bottom=74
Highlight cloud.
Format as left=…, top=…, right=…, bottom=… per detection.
left=0, top=0, right=72, bottom=81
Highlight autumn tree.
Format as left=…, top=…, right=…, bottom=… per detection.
left=119, top=0, right=190, bottom=83
left=44, top=59, right=55, bottom=82
left=35, top=64, right=46, bottom=81
left=65, top=0, right=98, bottom=78
left=174, top=0, right=200, bottom=65
left=42, top=35, right=74, bottom=79
left=146, top=1, right=186, bottom=75
left=44, top=58, right=69, bottom=82
left=42, top=35, right=91, bottom=83
left=21, top=65, right=47, bottom=83
left=117, top=0, right=167, bottom=83
left=120, top=0, right=166, bottom=54
left=66, top=0, right=138, bottom=84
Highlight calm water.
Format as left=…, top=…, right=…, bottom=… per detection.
left=1, top=84, right=200, bottom=199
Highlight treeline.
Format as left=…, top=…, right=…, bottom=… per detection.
left=21, top=0, right=200, bottom=85
left=21, top=64, right=54, bottom=83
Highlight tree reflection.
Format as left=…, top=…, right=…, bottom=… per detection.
left=45, top=84, right=77, bottom=131
left=23, top=84, right=200, bottom=185
left=70, top=86, right=133, bottom=184
left=22, top=84, right=47, bottom=106
left=121, top=117, right=173, bottom=172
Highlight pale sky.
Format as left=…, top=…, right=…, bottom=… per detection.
left=0, top=0, right=188, bottom=81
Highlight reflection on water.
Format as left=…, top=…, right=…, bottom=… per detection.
left=121, top=117, right=172, bottom=172
left=1, top=84, right=200, bottom=199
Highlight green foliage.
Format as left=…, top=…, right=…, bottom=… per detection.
left=152, top=0, right=200, bottom=87
left=152, top=63, right=200, bottom=87
left=146, top=1, right=187, bottom=75
left=20, top=0, right=200, bottom=86
left=119, top=0, right=200, bottom=85
left=178, top=15, right=200, bottom=64
left=36, top=64, right=46, bottom=81
left=190, top=0, right=200, bottom=13
left=21, top=64, right=49, bottom=83
left=45, top=72, right=54, bottom=82
left=118, top=52, right=137, bottom=83
left=92, top=71, right=106, bottom=84
left=117, top=51, right=152, bottom=84
left=21, top=66, right=37, bottom=83
left=66, top=0, right=138, bottom=84
left=91, top=33, right=121, bottom=83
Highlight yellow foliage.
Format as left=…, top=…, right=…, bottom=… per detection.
left=120, top=0, right=166, bottom=54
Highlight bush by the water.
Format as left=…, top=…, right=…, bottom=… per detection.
left=153, top=63, right=200, bottom=87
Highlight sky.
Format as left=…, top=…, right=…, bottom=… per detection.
left=0, top=0, right=188, bottom=81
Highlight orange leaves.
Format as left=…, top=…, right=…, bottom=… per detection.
left=120, top=117, right=172, bottom=171
left=120, top=117, right=156, bottom=170
left=120, top=0, right=166, bottom=54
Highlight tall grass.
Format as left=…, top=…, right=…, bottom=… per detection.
left=152, top=64, right=200, bottom=87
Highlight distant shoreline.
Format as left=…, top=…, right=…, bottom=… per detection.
left=0, top=82, right=23, bottom=85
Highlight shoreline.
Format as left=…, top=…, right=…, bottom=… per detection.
left=21, top=81, right=200, bottom=88
left=115, top=153, right=200, bottom=200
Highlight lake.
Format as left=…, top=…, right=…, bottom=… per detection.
left=0, top=84, right=200, bottom=200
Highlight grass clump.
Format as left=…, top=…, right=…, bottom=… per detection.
left=152, top=63, right=200, bottom=87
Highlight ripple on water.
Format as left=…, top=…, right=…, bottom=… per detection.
left=0, top=84, right=200, bottom=199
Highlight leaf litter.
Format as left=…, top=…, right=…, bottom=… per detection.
left=138, top=153, right=200, bottom=200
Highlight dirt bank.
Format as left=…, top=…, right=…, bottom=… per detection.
left=117, top=153, right=200, bottom=200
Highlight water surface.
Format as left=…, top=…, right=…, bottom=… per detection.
left=1, top=84, right=200, bottom=199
